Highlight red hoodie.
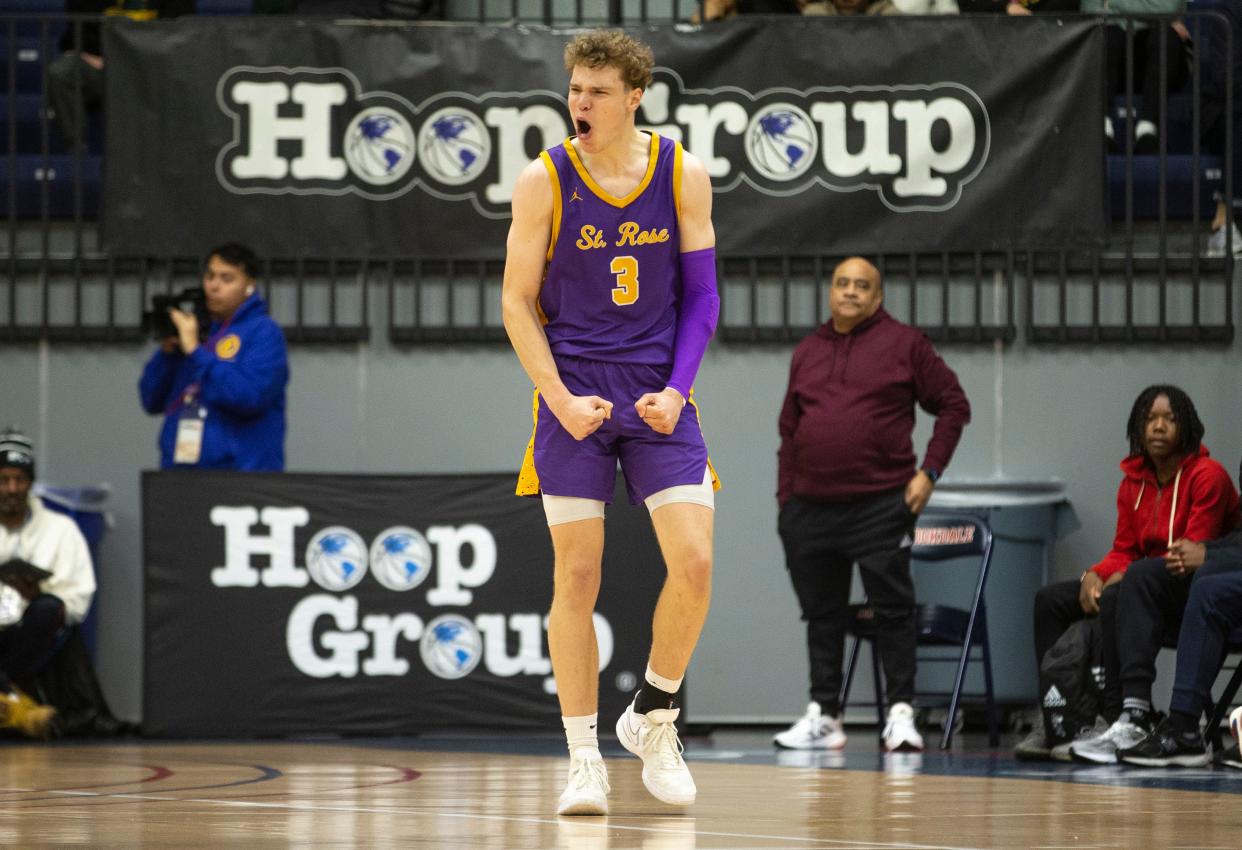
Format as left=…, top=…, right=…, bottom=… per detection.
left=1089, top=444, right=1240, bottom=580
left=777, top=308, right=971, bottom=504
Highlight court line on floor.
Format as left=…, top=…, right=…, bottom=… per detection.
left=27, top=789, right=991, bottom=850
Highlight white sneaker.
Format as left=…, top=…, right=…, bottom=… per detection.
left=1069, top=712, right=1153, bottom=765
left=557, top=749, right=610, bottom=816
left=882, top=702, right=924, bottom=752
left=1051, top=718, right=1108, bottom=762
left=1206, top=222, right=1242, bottom=258
left=616, top=702, right=696, bottom=806
left=773, top=701, right=846, bottom=750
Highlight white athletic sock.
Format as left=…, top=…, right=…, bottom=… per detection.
left=563, top=713, right=600, bottom=756
left=645, top=664, right=684, bottom=696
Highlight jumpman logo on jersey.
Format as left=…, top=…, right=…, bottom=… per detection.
left=569, top=188, right=584, bottom=203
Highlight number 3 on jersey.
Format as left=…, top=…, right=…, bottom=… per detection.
left=610, top=256, right=639, bottom=306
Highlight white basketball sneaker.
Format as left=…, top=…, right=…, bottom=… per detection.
left=557, top=749, right=610, bottom=816
left=882, top=702, right=925, bottom=752
left=773, top=701, right=847, bottom=750
left=616, top=701, right=696, bottom=806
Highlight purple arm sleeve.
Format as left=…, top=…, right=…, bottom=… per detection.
left=667, top=247, right=720, bottom=400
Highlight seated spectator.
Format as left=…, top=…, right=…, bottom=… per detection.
left=1014, top=385, right=1238, bottom=760
left=0, top=430, right=96, bottom=738
left=1192, top=0, right=1241, bottom=256
left=138, top=243, right=290, bottom=471
left=1115, top=528, right=1242, bottom=767
left=1082, top=0, right=1191, bottom=154
left=1066, top=389, right=1240, bottom=763
left=48, top=0, right=195, bottom=153
left=804, top=0, right=898, bottom=15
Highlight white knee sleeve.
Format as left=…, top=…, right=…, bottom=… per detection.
left=644, top=467, right=714, bottom=513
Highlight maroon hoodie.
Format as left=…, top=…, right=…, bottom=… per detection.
left=777, top=307, right=971, bottom=505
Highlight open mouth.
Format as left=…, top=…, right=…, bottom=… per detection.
left=576, top=119, right=592, bottom=139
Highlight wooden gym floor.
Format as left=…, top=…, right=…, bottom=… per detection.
left=2, top=729, right=1241, bottom=848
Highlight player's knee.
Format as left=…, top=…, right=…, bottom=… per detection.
left=553, top=558, right=602, bottom=605
left=669, top=549, right=712, bottom=596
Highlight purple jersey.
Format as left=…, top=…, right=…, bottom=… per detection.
left=538, top=133, right=683, bottom=365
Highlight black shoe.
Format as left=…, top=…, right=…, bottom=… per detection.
left=1214, top=743, right=1242, bottom=769
left=1118, top=717, right=1209, bottom=767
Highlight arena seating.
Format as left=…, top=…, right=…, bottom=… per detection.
left=1107, top=93, right=1223, bottom=221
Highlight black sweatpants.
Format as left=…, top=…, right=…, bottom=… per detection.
left=1103, top=24, right=1189, bottom=126
left=778, top=487, right=918, bottom=715
left=1033, top=578, right=1123, bottom=717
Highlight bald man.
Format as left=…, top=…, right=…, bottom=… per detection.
left=773, top=257, right=971, bottom=753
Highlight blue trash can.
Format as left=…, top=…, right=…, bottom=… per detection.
left=33, top=483, right=112, bottom=658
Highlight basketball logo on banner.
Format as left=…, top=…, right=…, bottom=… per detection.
left=306, top=526, right=369, bottom=591
left=746, top=104, right=817, bottom=182
left=343, top=107, right=417, bottom=186
left=420, top=614, right=483, bottom=679
left=369, top=526, right=433, bottom=591
left=417, top=108, right=491, bottom=186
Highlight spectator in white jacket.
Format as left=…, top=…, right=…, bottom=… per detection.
left=0, top=429, right=95, bottom=737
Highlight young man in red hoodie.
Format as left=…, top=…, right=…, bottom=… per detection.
left=1015, top=385, right=1239, bottom=761
left=773, top=256, right=971, bottom=753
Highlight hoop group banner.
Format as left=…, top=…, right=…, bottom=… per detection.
left=142, top=471, right=663, bottom=737
left=105, top=17, right=1105, bottom=257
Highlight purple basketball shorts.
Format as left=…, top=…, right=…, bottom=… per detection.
left=533, top=355, right=709, bottom=504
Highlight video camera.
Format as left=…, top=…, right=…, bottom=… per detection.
left=142, top=288, right=209, bottom=341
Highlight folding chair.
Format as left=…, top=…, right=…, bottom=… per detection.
left=840, top=512, right=999, bottom=750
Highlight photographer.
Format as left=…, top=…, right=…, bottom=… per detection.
left=138, top=243, right=289, bottom=471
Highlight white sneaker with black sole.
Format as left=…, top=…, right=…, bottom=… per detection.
left=882, top=702, right=924, bottom=752
left=557, top=749, right=610, bottom=816
left=773, top=701, right=846, bottom=750
left=1069, top=712, right=1154, bottom=764
left=616, top=701, right=696, bottom=806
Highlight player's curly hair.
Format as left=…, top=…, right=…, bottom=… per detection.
left=564, top=30, right=654, bottom=92
left=1125, top=384, right=1204, bottom=458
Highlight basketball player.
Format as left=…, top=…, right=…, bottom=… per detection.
left=501, top=30, right=719, bottom=816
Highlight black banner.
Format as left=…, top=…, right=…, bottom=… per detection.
left=142, top=471, right=663, bottom=737
left=105, top=17, right=1105, bottom=258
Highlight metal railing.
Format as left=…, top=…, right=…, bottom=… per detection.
left=1, top=12, right=1235, bottom=346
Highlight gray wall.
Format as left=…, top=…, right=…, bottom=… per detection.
left=2, top=280, right=1239, bottom=725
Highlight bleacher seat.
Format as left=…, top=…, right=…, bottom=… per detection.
left=0, top=153, right=102, bottom=218
left=0, top=94, right=104, bottom=155
left=0, top=37, right=49, bottom=96
left=1108, top=154, right=1222, bottom=221
left=1106, top=92, right=1224, bottom=222
left=3, top=0, right=65, bottom=10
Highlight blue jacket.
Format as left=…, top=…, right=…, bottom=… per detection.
left=138, top=294, right=289, bottom=470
